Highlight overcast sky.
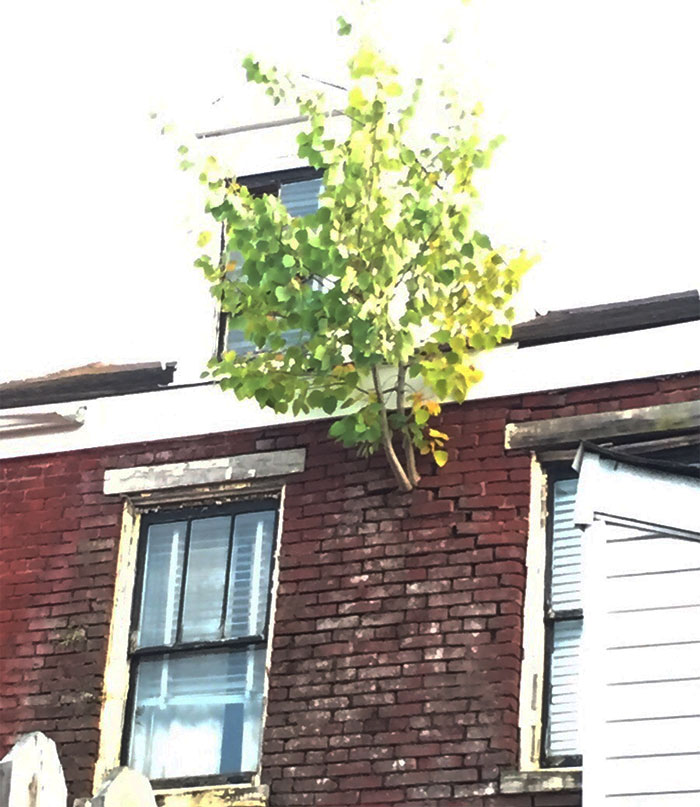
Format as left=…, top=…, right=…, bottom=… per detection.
left=1, top=0, right=698, bottom=384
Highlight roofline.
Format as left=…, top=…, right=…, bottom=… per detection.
left=0, top=362, right=177, bottom=410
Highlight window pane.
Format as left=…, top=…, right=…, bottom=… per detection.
left=546, top=617, right=582, bottom=757
left=225, top=511, right=276, bottom=639
left=137, top=521, right=186, bottom=648
left=550, top=478, right=583, bottom=612
left=127, top=647, right=266, bottom=779
left=180, top=516, right=231, bottom=643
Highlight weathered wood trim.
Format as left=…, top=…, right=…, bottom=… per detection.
left=104, top=449, right=306, bottom=495
left=517, top=455, right=549, bottom=771
left=93, top=503, right=141, bottom=791
left=505, top=400, right=700, bottom=450
left=500, top=768, right=581, bottom=794
left=154, top=782, right=269, bottom=806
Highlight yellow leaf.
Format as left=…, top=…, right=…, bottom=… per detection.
left=433, top=449, right=449, bottom=467
left=348, top=86, right=366, bottom=108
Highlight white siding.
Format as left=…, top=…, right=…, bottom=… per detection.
left=583, top=523, right=700, bottom=805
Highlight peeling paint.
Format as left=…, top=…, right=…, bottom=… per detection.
left=155, top=784, right=268, bottom=807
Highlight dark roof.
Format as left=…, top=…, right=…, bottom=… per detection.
left=0, top=362, right=176, bottom=410
left=511, top=290, right=700, bottom=347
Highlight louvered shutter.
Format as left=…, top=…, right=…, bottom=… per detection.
left=279, top=177, right=322, bottom=217
left=546, top=477, right=583, bottom=758
left=137, top=521, right=187, bottom=647
left=225, top=511, right=276, bottom=638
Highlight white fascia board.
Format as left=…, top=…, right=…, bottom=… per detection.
left=0, top=320, right=697, bottom=461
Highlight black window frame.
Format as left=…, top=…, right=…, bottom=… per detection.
left=121, top=497, right=280, bottom=790
left=215, top=166, right=324, bottom=361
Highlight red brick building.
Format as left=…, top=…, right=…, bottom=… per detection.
left=1, top=292, right=699, bottom=806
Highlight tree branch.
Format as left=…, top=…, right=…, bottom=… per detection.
left=396, top=362, right=420, bottom=486
left=371, top=366, right=413, bottom=492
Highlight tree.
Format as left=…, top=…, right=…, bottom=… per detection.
left=184, top=17, right=535, bottom=492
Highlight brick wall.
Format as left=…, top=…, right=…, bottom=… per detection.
left=1, top=372, right=698, bottom=805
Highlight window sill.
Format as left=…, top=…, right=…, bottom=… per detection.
left=499, top=768, right=581, bottom=794
left=153, top=782, right=268, bottom=806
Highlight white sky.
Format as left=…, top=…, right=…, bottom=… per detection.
left=1, top=0, right=698, bottom=384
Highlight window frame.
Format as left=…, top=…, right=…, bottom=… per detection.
left=214, top=165, right=324, bottom=361
left=517, top=436, right=700, bottom=778
left=540, top=464, right=583, bottom=769
left=120, top=497, right=280, bottom=791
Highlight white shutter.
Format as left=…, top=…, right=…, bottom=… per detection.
left=546, top=478, right=583, bottom=758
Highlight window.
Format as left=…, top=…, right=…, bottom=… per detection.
left=123, top=501, right=278, bottom=785
left=539, top=444, right=699, bottom=769
left=220, top=170, right=323, bottom=358
left=542, top=473, right=583, bottom=765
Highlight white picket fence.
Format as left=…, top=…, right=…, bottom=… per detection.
left=0, top=733, right=155, bottom=807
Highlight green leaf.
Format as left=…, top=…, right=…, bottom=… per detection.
left=414, top=408, right=429, bottom=425
left=473, top=231, right=492, bottom=250
left=337, top=15, right=352, bottom=36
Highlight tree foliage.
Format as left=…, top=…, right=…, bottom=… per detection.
left=185, top=18, right=535, bottom=492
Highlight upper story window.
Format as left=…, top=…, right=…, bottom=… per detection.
left=123, top=501, right=278, bottom=786
left=219, top=169, right=323, bottom=358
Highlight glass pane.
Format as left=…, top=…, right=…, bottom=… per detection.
left=180, top=516, right=231, bottom=643
left=127, top=647, right=266, bottom=779
left=225, top=511, right=276, bottom=639
left=137, top=521, right=186, bottom=648
left=546, top=618, right=582, bottom=757
left=550, top=478, right=583, bottom=612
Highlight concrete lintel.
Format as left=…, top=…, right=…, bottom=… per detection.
left=104, top=449, right=305, bottom=495
left=499, top=768, right=582, bottom=794
left=505, top=400, right=700, bottom=450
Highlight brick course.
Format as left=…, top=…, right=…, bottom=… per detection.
left=1, top=372, right=698, bottom=805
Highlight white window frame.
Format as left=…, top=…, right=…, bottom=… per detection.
left=94, top=450, right=304, bottom=799
left=518, top=455, right=584, bottom=773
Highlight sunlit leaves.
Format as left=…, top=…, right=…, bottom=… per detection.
left=188, top=28, right=536, bottom=488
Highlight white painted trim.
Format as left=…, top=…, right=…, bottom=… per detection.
left=574, top=451, right=700, bottom=535
left=517, top=454, right=548, bottom=771
left=103, top=449, right=306, bottom=495
left=93, top=502, right=141, bottom=790
left=1, top=319, right=697, bottom=461
left=94, top=489, right=287, bottom=797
